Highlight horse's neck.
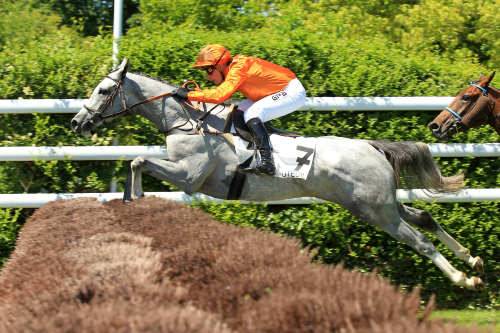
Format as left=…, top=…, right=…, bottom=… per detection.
left=489, top=87, right=500, bottom=133
left=486, top=86, right=499, bottom=113
left=489, top=85, right=499, bottom=98
left=186, top=101, right=234, bottom=133
left=125, top=73, right=231, bottom=135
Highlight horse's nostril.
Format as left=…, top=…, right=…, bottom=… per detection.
left=428, top=122, right=440, bottom=131
left=71, top=119, right=78, bottom=130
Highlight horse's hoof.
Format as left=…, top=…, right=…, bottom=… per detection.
left=471, top=256, right=484, bottom=274
left=471, top=277, right=484, bottom=290
left=465, top=276, right=484, bottom=290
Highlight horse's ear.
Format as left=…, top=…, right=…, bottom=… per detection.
left=109, top=58, right=129, bottom=80
left=486, top=71, right=496, bottom=86
left=119, top=58, right=129, bottom=78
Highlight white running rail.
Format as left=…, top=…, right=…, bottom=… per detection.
left=0, top=143, right=499, bottom=161
left=0, top=97, right=455, bottom=114
left=0, top=189, right=499, bottom=208
left=1, top=97, right=498, bottom=207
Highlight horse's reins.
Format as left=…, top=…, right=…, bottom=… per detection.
left=83, top=75, right=226, bottom=135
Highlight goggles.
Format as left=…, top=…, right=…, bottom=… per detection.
left=200, top=50, right=227, bottom=75
left=203, top=66, right=216, bottom=75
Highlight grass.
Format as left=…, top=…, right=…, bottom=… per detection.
left=430, top=310, right=498, bottom=332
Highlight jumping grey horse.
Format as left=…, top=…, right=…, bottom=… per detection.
left=71, top=58, right=484, bottom=289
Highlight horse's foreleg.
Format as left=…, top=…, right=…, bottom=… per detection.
left=130, top=156, right=145, bottom=200
left=131, top=157, right=145, bottom=199
left=125, top=156, right=211, bottom=201
left=399, top=204, right=484, bottom=273
left=135, top=157, right=213, bottom=195
left=123, top=159, right=143, bottom=202
left=123, top=162, right=133, bottom=202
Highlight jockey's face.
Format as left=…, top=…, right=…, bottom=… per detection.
left=206, top=63, right=227, bottom=85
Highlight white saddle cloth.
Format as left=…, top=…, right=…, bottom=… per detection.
left=233, top=134, right=316, bottom=179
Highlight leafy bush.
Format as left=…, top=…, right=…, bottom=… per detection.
left=195, top=201, right=499, bottom=309
left=0, top=209, right=21, bottom=266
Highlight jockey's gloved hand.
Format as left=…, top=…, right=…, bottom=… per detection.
left=173, top=87, right=189, bottom=100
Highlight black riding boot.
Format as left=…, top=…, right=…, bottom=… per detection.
left=246, top=117, right=276, bottom=176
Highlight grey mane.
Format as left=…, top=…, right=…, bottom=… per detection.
left=131, top=72, right=180, bottom=87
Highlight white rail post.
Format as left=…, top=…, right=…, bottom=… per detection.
left=111, top=0, right=124, bottom=189
left=112, top=0, right=124, bottom=67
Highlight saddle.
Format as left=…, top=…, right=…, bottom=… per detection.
left=216, top=106, right=315, bottom=200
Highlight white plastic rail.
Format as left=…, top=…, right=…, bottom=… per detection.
left=0, top=97, right=455, bottom=114
left=0, top=143, right=498, bottom=161
left=0, top=188, right=499, bottom=208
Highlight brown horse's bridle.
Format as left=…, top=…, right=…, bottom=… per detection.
left=444, top=82, right=493, bottom=131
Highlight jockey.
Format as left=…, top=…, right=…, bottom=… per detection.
left=173, top=44, right=307, bottom=176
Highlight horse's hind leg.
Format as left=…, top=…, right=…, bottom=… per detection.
left=398, top=204, right=484, bottom=273
left=375, top=209, right=483, bottom=290
left=353, top=198, right=483, bottom=289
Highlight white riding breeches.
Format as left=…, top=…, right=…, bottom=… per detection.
left=239, top=78, right=306, bottom=123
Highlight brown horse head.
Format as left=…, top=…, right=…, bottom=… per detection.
left=428, top=72, right=499, bottom=140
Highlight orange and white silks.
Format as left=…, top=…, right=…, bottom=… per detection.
left=187, top=55, right=296, bottom=103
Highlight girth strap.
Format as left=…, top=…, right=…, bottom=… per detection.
left=226, top=170, right=247, bottom=200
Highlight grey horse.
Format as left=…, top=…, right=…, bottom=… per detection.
left=71, top=58, right=484, bottom=289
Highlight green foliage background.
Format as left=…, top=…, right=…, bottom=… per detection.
left=0, top=0, right=498, bottom=308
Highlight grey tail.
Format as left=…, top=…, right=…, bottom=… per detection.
left=368, top=140, right=464, bottom=192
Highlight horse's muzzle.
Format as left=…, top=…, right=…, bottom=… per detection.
left=428, top=121, right=448, bottom=140
left=71, top=117, right=94, bottom=136
left=71, top=118, right=80, bottom=132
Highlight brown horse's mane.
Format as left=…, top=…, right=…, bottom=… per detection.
left=488, top=84, right=499, bottom=95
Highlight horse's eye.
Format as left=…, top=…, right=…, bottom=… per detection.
left=462, top=94, right=471, bottom=101
left=98, top=88, right=110, bottom=95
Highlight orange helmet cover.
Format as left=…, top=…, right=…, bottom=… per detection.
left=193, top=44, right=231, bottom=68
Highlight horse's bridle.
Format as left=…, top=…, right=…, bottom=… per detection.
left=82, top=75, right=225, bottom=135
left=83, top=75, right=173, bottom=121
left=444, top=82, right=492, bottom=131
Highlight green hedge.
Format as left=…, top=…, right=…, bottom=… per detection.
left=0, top=209, right=21, bottom=266
left=0, top=1, right=498, bottom=308
left=194, top=201, right=499, bottom=309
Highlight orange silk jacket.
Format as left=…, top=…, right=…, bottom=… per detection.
left=187, top=55, right=296, bottom=103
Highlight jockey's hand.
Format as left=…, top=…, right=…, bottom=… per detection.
left=172, top=87, right=189, bottom=100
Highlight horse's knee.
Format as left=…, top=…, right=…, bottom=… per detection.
left=385, top=221, right=437, bottom=258
left=404, top=228, right=437, bottom=256
left=131, top=156, right=145, bottom=169
left=415, top=240, right=436, bottom=257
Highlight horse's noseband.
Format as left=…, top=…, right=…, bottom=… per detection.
left=445, top=106, right=463, bottom=122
